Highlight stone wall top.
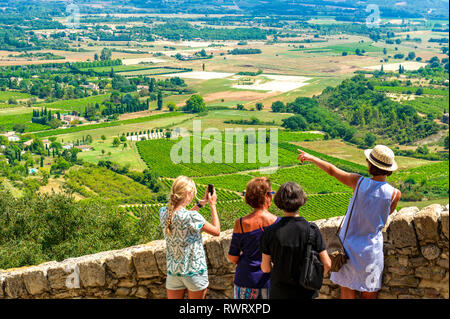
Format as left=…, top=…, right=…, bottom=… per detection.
left=0, top=204, right=448, bottom=299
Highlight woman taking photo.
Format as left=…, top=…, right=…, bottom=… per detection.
left=227, top=177, right=280, bottom=299
left=297, top=145, right=401, bottom=299
left=159, top=176, right=220, bottom=299
left=260, top=182, right=331, bottom=299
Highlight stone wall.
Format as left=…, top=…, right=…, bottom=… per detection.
left=0, top=204, right=448, bottom=299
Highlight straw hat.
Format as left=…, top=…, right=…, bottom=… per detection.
left=364, top=145, right=398, bottom=172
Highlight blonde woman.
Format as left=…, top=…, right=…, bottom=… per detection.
left=159, top=176, right=220, bottom=299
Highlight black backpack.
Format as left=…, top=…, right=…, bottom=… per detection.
left=298, top=223, right=324, bottom=291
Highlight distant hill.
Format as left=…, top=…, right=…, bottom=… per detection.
left=125, top=0, right=449, bottom=19
left=0, top=0, right=448, bottom=19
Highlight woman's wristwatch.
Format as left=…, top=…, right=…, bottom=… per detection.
left=196, top=200, right=204, bottom=209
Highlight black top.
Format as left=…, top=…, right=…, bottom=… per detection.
left=260, top=216, right=326, bottom=299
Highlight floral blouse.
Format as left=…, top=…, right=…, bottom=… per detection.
left=159, top=206, right=207, bottom=277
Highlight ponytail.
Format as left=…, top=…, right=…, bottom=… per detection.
left=166, top=193, right=180, bottom=236
left=165, top=176, right=197, bottom=236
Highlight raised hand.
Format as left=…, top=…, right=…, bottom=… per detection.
left=297, top=149, right=314, bottom=164
left=206, top=187, right=217, bottom=206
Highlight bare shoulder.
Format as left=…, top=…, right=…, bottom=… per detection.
left=233, top=218, right=242, bottom=234
left=263, top=212, right=279, bottom=227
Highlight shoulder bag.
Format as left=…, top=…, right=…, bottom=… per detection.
left=298, top=223, right=324, bottom=291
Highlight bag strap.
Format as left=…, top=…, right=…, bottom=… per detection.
left=336, top=176, right=363, bottom=245
left=307, top=222, right=314, bottom=247
left=239, top=217, right=244, bottom=233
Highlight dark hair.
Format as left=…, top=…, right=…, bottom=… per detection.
left=245, top=177, right=272, bottom=209
left=274, top=182, right=307, bottom=213
left=367, top=161, right=392, bottom=177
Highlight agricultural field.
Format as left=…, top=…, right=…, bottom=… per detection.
left=0, top=91, right=33, bottom=102
left=0, top=4, right=448, bottom=271
left=37, top=94, right=111, bottom=113
left=0, top=110, right=50, bottom=132
left=64, top=165, right=158, bottom=204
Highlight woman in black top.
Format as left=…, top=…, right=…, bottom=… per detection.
left=260, top=182, right=331, bottom=299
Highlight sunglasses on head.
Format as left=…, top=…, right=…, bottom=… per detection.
left=241, top=191, right=275, bottom=195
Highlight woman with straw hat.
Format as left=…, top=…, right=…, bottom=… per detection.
left=297, top=145, right=401, bottom=299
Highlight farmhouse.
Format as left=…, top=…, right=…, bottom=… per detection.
left=0, top=131, right=20, bottom=142
left=137, top=85, right=149, bottom=91
left=80, top=83, right=99, bottom=90
left=58, top=114, right=85, bottom=124
left=8, top=135, right=20, bottom=142
left=62, top=143, right=73, bottom=150
left=9, top=77, right=23, bottom=84
left=75, top=145, right=93, bottom=152
left=42, top=139, right=51, bottom=148
left=23, top=139, right=33, bottom=147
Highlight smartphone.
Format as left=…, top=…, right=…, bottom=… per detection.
left=208, top=184, right=214, bottom=195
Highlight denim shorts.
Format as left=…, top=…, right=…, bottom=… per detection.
left=166, top=272, right=209, bottom=292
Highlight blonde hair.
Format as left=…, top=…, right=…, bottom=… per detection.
left=166, top=176, right=197, bottom=235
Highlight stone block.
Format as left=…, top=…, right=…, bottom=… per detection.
left=415, top=266, right=446, bottom=281
left=441, top=210, right=449, bottom=240
left=409, top=256, right=428, bottom=268
left=135, top=286, right=149, bottom=299
left=53, top=291, right=80, bottom=299
left=22, top=269, right=49, bottom=295
left=437, top=258, right=449, bottom=270
left=388, top=274, right=419, bottom=288
left=319, top=285, right=330, bottom=295
left=117, top=278, right=136, bottom=288
left=4, top=274, right=27, bottom=298
left=147, top=283, right=166, bottom=299
left=388, top=266, right=414, bottom=276
left=398, top=256, right=409, bottom=267
left=398, top=294, right=418, bottom=299
left=384, top=255, right=398, bottom=267
left=418, top=278, right=449, bottom=291
left=79, top=260, right=106, bottom=288
left=414, top=204, right=441, bottom=243
left=219, top=229, right=237, bottom=272
left=151, top=240, right=167, bottom=276
left=387, top=207, right=418, bottom=249
left=318, top=216, right=344, bottom=252
left=204, top=235, right=230, bottom=271
left=206, top=289, right=228, bottom=299
left=424, top=288, right=441, bottom=298
left=377, top=291, right=397, bottom=299
left=0, top=275, right=5, bottom=298
left=132, top=246, right=160, bottom=279
left=105, top=252, right=134, bottom=279
left=421, top=244, right=441, bottom=261
left=115, top=287, right=130, bottom=297
left=47, top=263, right=80, bottom=290
left=208, top=274, right=234, bottom=291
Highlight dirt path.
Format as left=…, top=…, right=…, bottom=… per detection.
left=416, top=129, right=449, bottom=145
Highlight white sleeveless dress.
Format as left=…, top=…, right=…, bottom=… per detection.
left=330, top=177, right=395, bottom=292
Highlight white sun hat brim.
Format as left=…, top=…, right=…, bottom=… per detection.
left=364, top=148, right=398, bottom=172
